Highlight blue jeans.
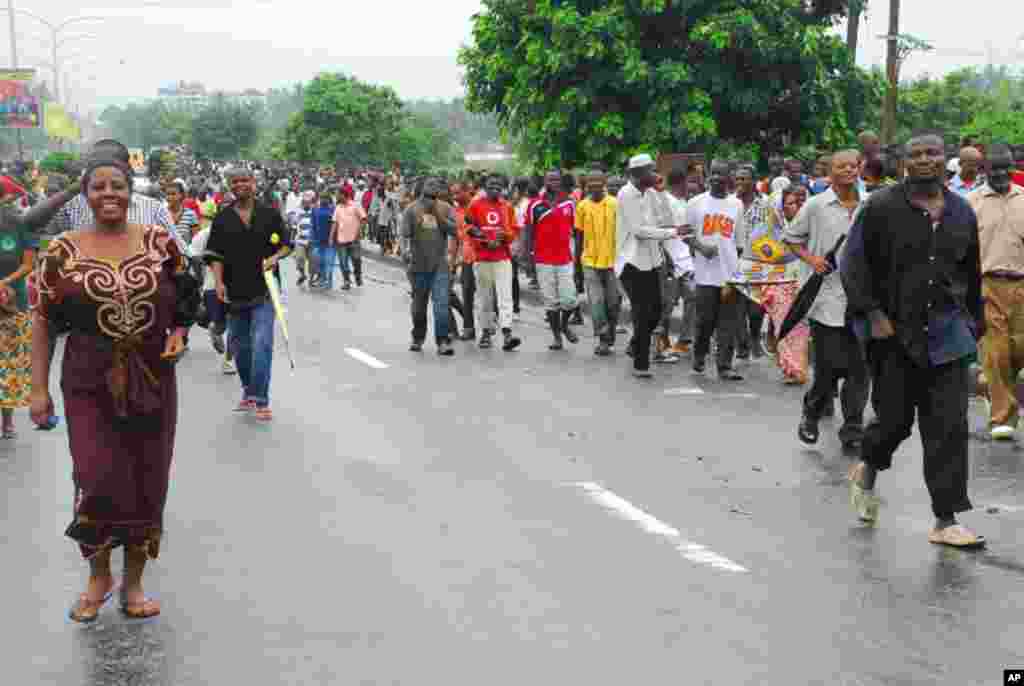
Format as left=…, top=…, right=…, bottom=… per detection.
left=228, top=300, right=275, bottom=407
left=410, top=269, right=450, bottom=343
left=314, top=244, right=336, bottom=288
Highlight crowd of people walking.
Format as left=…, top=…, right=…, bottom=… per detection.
left=3, top=126, right=1019, bottom=622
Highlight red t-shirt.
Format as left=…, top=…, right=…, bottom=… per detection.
left=529, top=193, right=575, bottom=265
left=184, top=198, right=201, bottom=216
left=1011, top=171, right=1024, bottom=188
left=465, top=197, right=517, bottom=262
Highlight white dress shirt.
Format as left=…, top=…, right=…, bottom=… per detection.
left=614, top=181, right=677, bottom=275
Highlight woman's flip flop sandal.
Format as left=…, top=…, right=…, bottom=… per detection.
left=120, top=596, right=161, bottom=620
left=928, top=524, right=986, bottom=549
left=68, top=589, right=114, bottom=623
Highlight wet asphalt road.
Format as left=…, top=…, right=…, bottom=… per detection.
left=3, top=255, right=1024, bottom=686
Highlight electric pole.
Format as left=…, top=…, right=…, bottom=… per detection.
left=7, top=0, right=22, bottom=161
left=882, top=0, right=900, bottom=145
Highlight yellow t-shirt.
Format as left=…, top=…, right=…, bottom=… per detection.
left=575, top=195, right=618, bottom=269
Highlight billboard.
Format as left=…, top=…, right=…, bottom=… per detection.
left=0, top=69, right=41, bottom=129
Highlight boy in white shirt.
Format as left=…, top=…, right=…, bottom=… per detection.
left=684, top=160, right=744, bottom=380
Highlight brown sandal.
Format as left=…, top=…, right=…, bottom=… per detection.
left=929, top=524, right=986, bottom=549
left=69, top=589, right=114, bottom=623
left=120, top=596, right=161, bottom=619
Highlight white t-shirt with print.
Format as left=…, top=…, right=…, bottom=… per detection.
left=686, top=192, right=742, bottom=287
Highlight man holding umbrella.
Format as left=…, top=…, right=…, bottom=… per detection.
left=784, top=150, right=869, bottom=451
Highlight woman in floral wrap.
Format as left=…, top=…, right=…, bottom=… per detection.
left=760, top=185, right=810, bottom=384
left=0, top=199, right=36, bottom=437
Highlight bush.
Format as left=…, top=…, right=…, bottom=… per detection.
left=39, top=152, right=80, bottom=175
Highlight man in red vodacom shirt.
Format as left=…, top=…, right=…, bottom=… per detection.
left=527, top=169, right=579, bottom=350
left=465, top=174, right=523, bottom=351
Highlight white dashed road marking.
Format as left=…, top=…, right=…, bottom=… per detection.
left=573, top=482, right=748, bottom=573
left=664, top=387, right=705, bottom=396
left=345, top=348, right=390, bottom=370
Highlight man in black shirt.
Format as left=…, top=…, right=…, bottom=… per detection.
left=206, top=167, right=292, bottom=421
left=841, top=132, right=985, bottom=548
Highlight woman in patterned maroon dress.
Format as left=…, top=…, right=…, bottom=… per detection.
left=29, top=158, right=198, bottom=623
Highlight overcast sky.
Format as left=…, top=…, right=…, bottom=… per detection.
left=6, top=0, right=1020, bottom=111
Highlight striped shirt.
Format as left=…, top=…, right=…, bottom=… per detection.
left=169, top=207, right=200, bottom=252
left=43, top=193, right=182, bottom=251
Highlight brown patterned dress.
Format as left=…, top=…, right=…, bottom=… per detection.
left=35, top=226, right=193, bottom=560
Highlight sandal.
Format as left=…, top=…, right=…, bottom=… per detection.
left=928, top=524, right=986, bottom=549
left=254, top=407, right=273, bottom=422
left=69, top=588, right=115, bottom=624
left=120, top=595, right=161, bottom=620
left=233, top=399, right=256, bottom=413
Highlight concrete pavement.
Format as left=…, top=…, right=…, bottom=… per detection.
left=3, top=256, right=1024, bottom=685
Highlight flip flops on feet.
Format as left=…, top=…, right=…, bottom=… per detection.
left=120, top=594, right=161, bottom=620
left=928, top=524, right=985, bottom=549
left=69, top=588, right=115, bottom=623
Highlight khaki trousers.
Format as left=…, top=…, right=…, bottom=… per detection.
left=982, top=276, right=1024, bottom=427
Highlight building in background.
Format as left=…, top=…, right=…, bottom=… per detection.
left=156, top=81, right=267, bottom=109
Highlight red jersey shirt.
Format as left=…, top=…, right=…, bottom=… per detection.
left=465, top=197, right=517, bottom=262
left=529, top=193, right=575, bottom=265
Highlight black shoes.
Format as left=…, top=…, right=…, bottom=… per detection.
left=479, top=330, right=493, bottom=349
left=561, top=311, right=579, bottom=344
left=798, top=416, right=819, bottom=445
left=409, top=341, right=423, bottom=352
left=693, top=357, right=706, bottom=373
left=501, top=328, right=521, bottom=351
left=718, top=368, right=744, bottom=381
left=438, top=341, right=455, bottom=356
left=547, top=311, right=564, bottom=350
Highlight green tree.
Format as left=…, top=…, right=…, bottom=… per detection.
left=458, top=0, right=868, bottom=168
left=277, top=72, right=462, bottom=169
left=191, top=95, right=261, bottom=160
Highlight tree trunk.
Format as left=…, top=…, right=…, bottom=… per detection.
left=846, top=1, right=862, bottom=60
left=882, top=0, right=900, bottom=145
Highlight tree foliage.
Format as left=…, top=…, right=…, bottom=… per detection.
left=190, top=96, right=262, bottom=159
left=405, top=98, right=500, bottom=149
left=276, top=72, right=462, bottom=171
left=458, top=0, right=870, bottom=168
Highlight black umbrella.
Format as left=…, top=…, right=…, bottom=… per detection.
left=777, top=234, right=847, bottom=342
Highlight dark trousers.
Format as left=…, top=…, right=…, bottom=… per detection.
left=461, top=264, right=477, bottom=331
left=803, top=321, right=870, bottom=442
left=694, top=285, right=741, bottom=371
left=619, top=264, right=662, bottom=371
left=337, top=241, right=362, bottom=282
left=862, top=339, right=972, bottom=518
left=511, top=258, right=521, bottom=313
left=737, top=298, right=766, bottom=354
left=410, top=269, right=450, bottom=344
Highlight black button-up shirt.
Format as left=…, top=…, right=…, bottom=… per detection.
left=205, top=202, right=291, bottom=303
left=840, top=182, right=983, bottom=367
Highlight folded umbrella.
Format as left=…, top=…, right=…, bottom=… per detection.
left=777, top=234, right=847, bottom=342
left=264, top=269, right=296, bottom=370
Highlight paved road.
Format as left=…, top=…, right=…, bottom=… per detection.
left=4, top=256, right=1024, bottom=686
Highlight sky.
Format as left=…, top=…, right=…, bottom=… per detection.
left=5, top=0, right=1021, bottom=112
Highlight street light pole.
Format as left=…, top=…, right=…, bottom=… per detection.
left=6, top=0, right=22, bottom=161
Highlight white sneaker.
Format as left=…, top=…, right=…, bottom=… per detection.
left=991, top=425, right=1016, bottom=441
left=222, top=358, right=237, bottom=375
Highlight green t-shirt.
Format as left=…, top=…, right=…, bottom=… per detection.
left=0, top=226, right=33, bottom=310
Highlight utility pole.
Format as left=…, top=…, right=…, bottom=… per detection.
left=6, top=0, right=22, bottom=161
left=882, top=0, right=900, bottom=145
